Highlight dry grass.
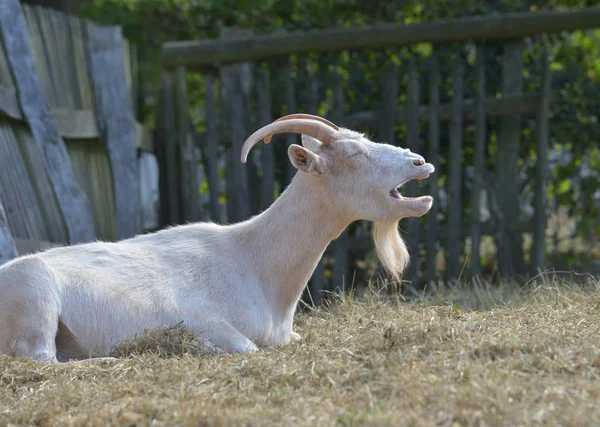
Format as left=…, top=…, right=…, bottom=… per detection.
left=1, top=278, right=600, bottom=426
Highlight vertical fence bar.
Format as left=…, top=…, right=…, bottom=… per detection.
left=471, top=45, right=486, bottom=278
left=331, top=65, right=349, bottom=292
left=284, top=59, right=298, bottom=186
left=306, top=60, right=325, bottom=305
left=257, top=66, right=275, bottom=212
left=405, top=57, right=421, bottom=285
left=157, top=71, right=179, bottom=226
left=175, top=66, right=199, bottom=223
left=426, top=52, right=440, bottom=285
left=204, top=73, right=221, bottom=222
left=532, top=47, right=551, bottom=275
left=447, top=51, right=465, bottom=281
left=496, top=40, right=525, bottom=279
left=87, top=23, right=141, bottom=239
left=380, top=61, right=398, bottom=145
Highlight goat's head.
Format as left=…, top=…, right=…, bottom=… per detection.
left=241, top=114, right=436, bottom=281
left=241, top=113, right=435, bottom=223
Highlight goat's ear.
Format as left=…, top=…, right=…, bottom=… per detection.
left=301, top=134, right=322, bottom=152
left=288, top=144, right=324, bottom=174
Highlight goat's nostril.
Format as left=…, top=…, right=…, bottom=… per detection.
left=413, top=159, right=425, bottom=166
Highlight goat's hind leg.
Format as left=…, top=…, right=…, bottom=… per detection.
left=0, top=257, right=60, bottom=363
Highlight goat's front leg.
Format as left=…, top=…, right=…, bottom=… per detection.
left=193, top=320, right=258, bottom=354
left=290, top=331, right=302, bottom=341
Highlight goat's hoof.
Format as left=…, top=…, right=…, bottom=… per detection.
left=290, top=332, right=302, bottom=342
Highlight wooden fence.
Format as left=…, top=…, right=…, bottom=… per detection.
left=0, top=0, right=155, bottom=263
left=158, top=8, right=600, bottom=299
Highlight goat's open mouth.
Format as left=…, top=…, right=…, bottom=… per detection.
left=389, top=169, right=433, bottom=203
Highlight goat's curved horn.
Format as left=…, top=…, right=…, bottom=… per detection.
left=264, top=114, right=339, bottom=143
left=240, top=119, right=337, bottom=163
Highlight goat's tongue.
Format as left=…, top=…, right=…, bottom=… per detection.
left=390, top=188, right=402, bottom=199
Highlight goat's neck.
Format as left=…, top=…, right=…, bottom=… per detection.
left=238, top=174, right=351, bottom=315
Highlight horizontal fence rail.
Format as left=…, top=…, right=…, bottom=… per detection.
left=162, top=8, right=600, bottom=68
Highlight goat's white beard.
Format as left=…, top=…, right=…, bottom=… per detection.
left=372, top=220, right=409, bottom=282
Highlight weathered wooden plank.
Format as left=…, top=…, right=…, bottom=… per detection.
left=345, top=91, right=549, bottom=131
left=257, top=66, right=275, bottom=212
left=13, top=237, right=60, bottom=256
left=471, top=46, right=486, bottom=278
left=331, top=66, right=350, bottom=292
left=532, top=47, right=551, bottom=275
left=0, top=0, right=96, bottom=244
left=405, top=57, right=421, bottom=285
left=86, top=22, right=141, bottom=240
left=426, top=53, right=440, bottom=285
left=175, top=66, right=199, bottom=223
left=162, top=8, right=600, bottom=68
left=446, top=52, right=465, bottom=281
left=305, top=61, right=325, bottom=305
left=283, top=59, right=298, bottom=185
left=495, top=40, right=525, bottom=278
left=379, top=61, right=398, bottom=145
left=135, top=122, right=153, bottom=152
left=0, top=84, right=22, bottom=120
left=219, top=28, right=251, bottom=223
left=203, top=74, right=221, bottom=222
left=156, top=71, right=179, bottom=226
left=0, top=197, right=18, bottom=265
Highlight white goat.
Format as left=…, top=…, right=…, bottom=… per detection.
left=0, top=114, right=435, bottom=363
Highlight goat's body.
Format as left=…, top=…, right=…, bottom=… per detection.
left=0, top=176, right=347, bottom=362
left=0, top=121, right=435, bottom=363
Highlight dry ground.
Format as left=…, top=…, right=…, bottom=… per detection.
left=1, top=278, right=599, bottom=426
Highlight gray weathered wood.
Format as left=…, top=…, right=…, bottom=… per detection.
left=86, top=22, right=141, bottom=240
left=156, top=71, right=180, bottom=226
left=284, top=59, right=298, bottom=185
left=532, top=47, right=551, bottom=275
left=0, top=197, right=18, bottom=265
left=0, top=0, right=96, bottom=244
left=331, top=66, right=350, bottom=292
left=471, top=46, right=486, bottom=278
left=426, top=53, right=440, bottom=285
left=379, top=61, right=398, bottom=145
left=257, top=66, right=275, bottom=211
left=204, top=74, right=221, bottom=221
left=162, top=8, right=600, bottom=68
left=175, top=67, right=198, bottom=223
left=405, top=57, right=421, bottom=286
left=306, top=60, right=324, bottom=305
left=447, top=52, right=465, bottom=281
left=496, top=40, right=525, bottom=278
left=219, top=29, right=251, bottom=223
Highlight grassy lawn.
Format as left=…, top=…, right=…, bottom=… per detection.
left=1, top=278, right=599, bottom=426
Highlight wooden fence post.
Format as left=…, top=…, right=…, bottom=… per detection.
left=496, top=40, right=525, bottom=278
left=331, top=66, right=350, bottom=292
left=257, top=66, right=275, bottom=211
left=86, top=22, right=141, bottom=240
left=204, top=74, right=222, bottom=222
left=284, top=59, right=298, bottom=186
left=471, top=45, right=487, bottom=278
left=306, top=60, right=325, bottom=305
left=532, top=47, right=551, bottom=275
left=379, top=61, right=398, bottom=145
left=0, top=0, right=96, bottom=244
left=175, top=66, right=199, bottom=223
left=447, top=50, right=465, bottom=281
left=405, top=57, right=421, bottom=286
left=156, top=71, right=179, bottom=226
left=426, top=52, right=441, bottom=285
left=0, top=199, right=18, bottom=265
